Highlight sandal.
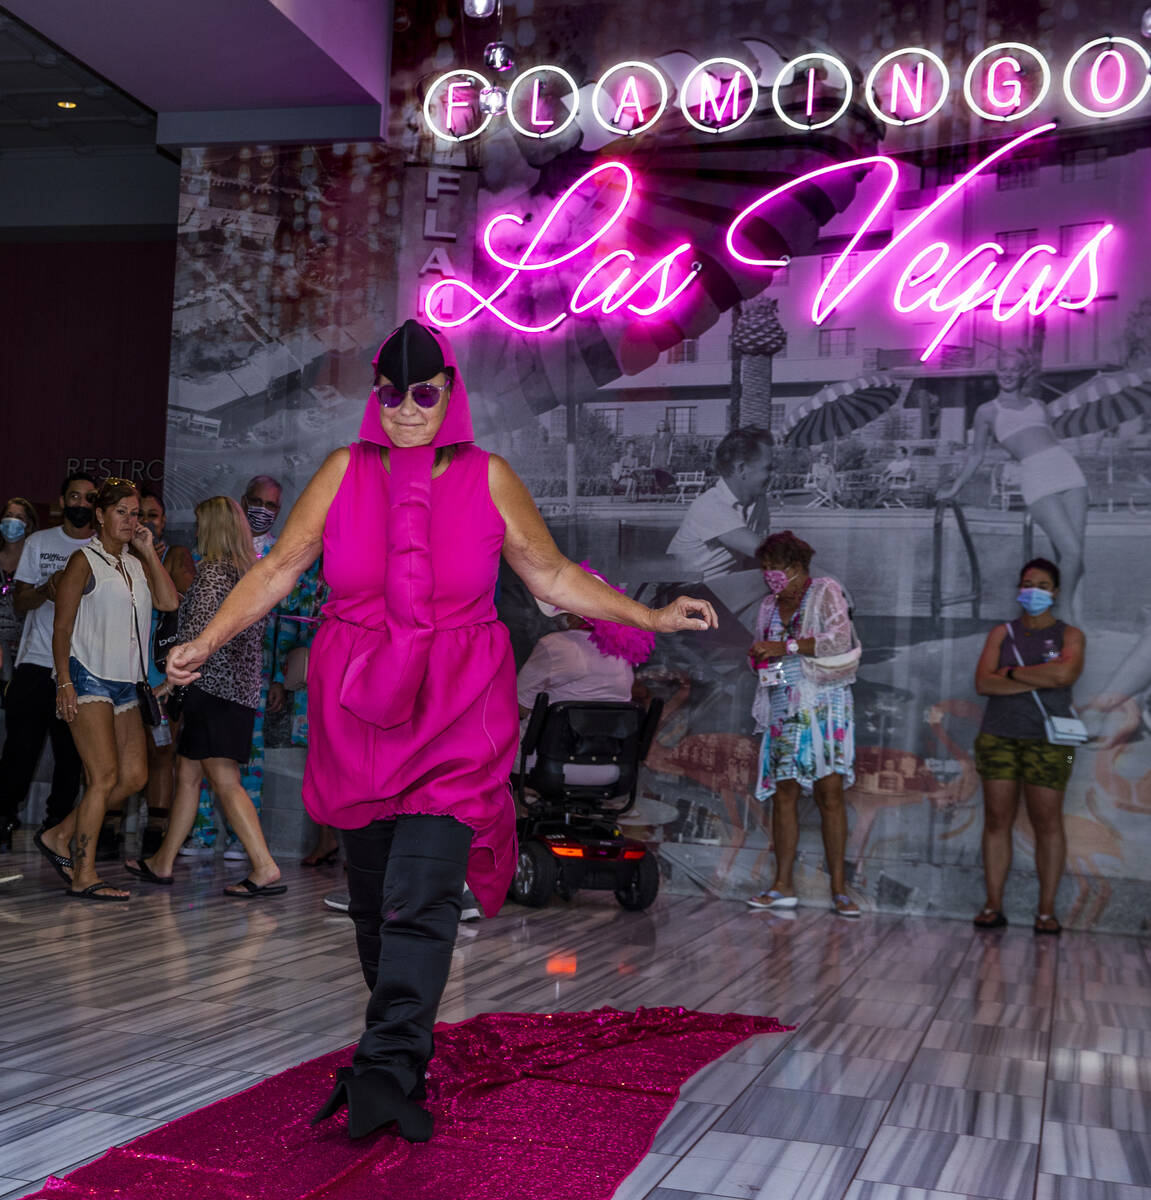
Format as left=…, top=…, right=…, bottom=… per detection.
left=1034, top=914, right=1062, bottom=935
left=833, top=893, right=861, bottom=918
left=747, top=889, right=798, bottom=909
left=301, top=848, right=339, bottom=867
left=224, top=877, right=287, bottom=898
left=66, top=881, right=130, bottom=903
left=34, top=829, right=73, bottom=884
left=973, top=907, right=1008, bottom=929
left=123, top=858, right=174, bottom=886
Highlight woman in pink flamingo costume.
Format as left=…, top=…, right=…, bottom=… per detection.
left=167, top=320, right=716, bottom=1141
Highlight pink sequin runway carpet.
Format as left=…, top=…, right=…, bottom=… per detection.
left=29, top=1007, right=790, bottom=1200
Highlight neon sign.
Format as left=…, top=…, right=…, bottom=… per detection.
left=424, top=162, right=701, bottom=334
left=424, top=37, right=1151, bottom=140
left=591, top=61, right=668, bottom=136
left=1063, top=36, right=1151, bottom=118
left=679, top=57, right=759, bottom=134
left=962, top=43, right=1051, bottom=122
left=865, top=48, right=949, bottom=126
left=427, top=124, right=1114, bottom=363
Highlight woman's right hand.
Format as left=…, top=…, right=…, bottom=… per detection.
left=166, top=640, right=207, bottom=686
left=55, top=681, right=78, bottom=723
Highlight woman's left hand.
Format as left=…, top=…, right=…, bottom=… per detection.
left=648, top=596, right=719, bottom=633
left=751, top=639, right=786, bottom=660
left=130, top=525, right=155, bottom=555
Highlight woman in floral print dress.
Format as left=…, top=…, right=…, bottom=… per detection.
left=746, top=531, right=861, bottom=918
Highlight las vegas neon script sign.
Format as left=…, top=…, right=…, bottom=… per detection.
left=425, top=123, right=1113, bottom=363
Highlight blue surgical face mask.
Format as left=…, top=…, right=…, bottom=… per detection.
left=0, top=517, right=26, bottom=543
left=1017, top=586, right=1055, bottom=616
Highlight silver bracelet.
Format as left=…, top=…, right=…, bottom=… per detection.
left=56, top=681, right=74, bottom=690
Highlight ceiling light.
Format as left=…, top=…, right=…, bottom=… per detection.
left=56, top=99, right=77, bottom=109
left=463, top=0, right=498, bottom=17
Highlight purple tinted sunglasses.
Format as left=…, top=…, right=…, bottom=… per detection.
left=372, top=380, right=451, bottom=409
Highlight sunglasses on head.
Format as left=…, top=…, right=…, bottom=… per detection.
left=372, top=379, right=450, bottom=409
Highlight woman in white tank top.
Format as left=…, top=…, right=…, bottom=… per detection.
left=45, top=479, right=179, bottom=902
left=939, top=348, right=1088, bottom=623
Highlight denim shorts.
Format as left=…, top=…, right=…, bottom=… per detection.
left=69, top=656, right=139, bottom=714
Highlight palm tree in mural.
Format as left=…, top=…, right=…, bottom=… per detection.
left=730, top=296, right=787, bottom=431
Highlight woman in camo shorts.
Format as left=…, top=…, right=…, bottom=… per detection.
left=972, top=557, right=1085, bottom=935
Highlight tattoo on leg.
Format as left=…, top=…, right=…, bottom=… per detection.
left=74, top=832, right=90, bottom=868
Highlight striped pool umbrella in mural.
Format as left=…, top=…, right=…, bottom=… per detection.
left=1048, top=366, right=1151, bottom=438
left=783, top=373, right=902, bottom=447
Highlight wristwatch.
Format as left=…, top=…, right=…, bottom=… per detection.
left=785, top=637, right=799, bottom=655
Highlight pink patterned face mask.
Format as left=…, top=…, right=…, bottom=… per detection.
left=763, top=569, right=789, bottom=594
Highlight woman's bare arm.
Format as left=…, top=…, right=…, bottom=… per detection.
left=1007, top=626, right=1085, bottom=689
left=490, top=455, right=716, bottom=632
left=975, top=624, right=1034, bottom=695
left=166, top=449, right=348, bottom=683
left=131, top=528, right=179, bottom=612
left=52, top=552, right=92, bottom=722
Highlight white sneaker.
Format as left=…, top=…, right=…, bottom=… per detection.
left=222, top=843, right=248, bottom=861
left=177, top=839, right=214, bottom=858
left=323, top=891, right=350, bottom=913
left=747, top=889, right=798, bottom=909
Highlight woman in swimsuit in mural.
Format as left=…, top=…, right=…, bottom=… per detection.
left=939, top=349, right=1088, bottom=623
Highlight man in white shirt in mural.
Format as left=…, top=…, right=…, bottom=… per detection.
left=0, top=473, right=95, bottom=850
left=666, top=428, right=773, bottom=630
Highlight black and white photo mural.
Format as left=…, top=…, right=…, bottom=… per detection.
left=165, top=0, right=1151, bottom=930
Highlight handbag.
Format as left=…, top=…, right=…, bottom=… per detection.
left=1003, top=623, right=1088, bottom=746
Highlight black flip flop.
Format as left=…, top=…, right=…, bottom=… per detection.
left=1034, top=915, right=1062, bottom=935
left=973, top=908, right=1008, bottom=929
left=224, top=877, right=287, bottom=898
left=34, top=830, right=73, bottom=884
left=66, top=881, right=130, bottom=903
left=301, top=849, right=339, bottom=867
left=123, top=858, right=174, bottom=886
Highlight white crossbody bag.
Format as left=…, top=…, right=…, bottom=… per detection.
left=1003, top=623, right=1088, bottom=746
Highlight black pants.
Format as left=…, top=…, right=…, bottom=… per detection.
left=0, top=663, right=83, bottom=827
left=342, top=814, right=472, bottom=1095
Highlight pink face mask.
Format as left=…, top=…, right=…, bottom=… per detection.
left=763, top=569, right=789, bottom=594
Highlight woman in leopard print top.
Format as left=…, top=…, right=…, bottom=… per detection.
left=125, top=497, right=280, bottom=897
left=180, top=558, right=264, bottom=707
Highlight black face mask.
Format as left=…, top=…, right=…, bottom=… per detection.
left=63, top=506, right=93, bottom=529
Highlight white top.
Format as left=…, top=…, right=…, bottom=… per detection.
left=14, top=526, right=93, bottom=669
left=666, top=477, right=756, bottom=580
left=70, top=543, right=153, bottom=683
left=516, top=629, right=635, bottom=711
left=992, top=396, right=1050, bottom=442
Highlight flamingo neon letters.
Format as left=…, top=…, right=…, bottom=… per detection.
left=427, top=125, right=1113, bottom=362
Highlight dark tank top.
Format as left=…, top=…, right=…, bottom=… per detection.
left=980, top=618, right=1074, bottom=741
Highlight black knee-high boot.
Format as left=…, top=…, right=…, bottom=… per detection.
left=314, top=814, right=472, bottom=1140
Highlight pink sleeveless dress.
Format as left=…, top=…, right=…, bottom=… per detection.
left=302, top=440, right=518, bottom=917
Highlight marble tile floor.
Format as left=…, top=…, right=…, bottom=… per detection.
left=1, top=847, right=1150, bottom=1200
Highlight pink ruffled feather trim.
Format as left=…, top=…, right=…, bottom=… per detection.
left=579, top=560, right=655, bottom=667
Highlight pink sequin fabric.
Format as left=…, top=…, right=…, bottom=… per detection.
left=30, top=1007, right=791, bottom=1200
